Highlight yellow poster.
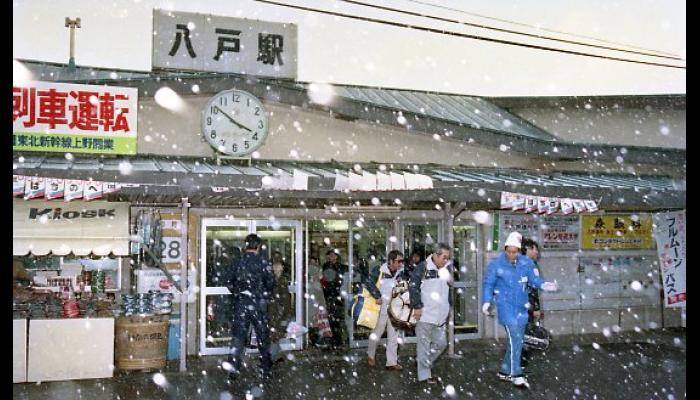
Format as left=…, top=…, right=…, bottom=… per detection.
left=581, top=214, right=654, bottom=249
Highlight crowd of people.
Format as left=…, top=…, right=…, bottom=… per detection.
left=223, top=231, right=558, bottom=390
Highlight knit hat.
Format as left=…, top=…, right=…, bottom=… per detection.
left=504, top=231, right=522, bottom=249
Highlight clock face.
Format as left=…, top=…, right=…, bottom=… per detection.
left=201, top=89, right=269, bottom=157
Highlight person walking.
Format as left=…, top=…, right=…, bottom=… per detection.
left=366, top=250, right=406, bottom=371
left=409, top=243, right=453, bottom=384
left=268, top=251, right=293, bottom=363
left=321, top=249, right=349, bottom=349
left=520, top=238, right=543, bottom=368
left=225, top=234, right=275, bottom=380
left=482, top=232, right=558, bottom=389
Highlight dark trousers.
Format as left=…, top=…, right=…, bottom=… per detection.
left=228, top=305, right=272, bottom=377
left=326, top=298, right=346, bottom=347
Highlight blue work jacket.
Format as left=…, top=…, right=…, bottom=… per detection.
left=482, top=253, right=544, bottom=326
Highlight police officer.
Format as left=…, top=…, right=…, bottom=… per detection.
left=226, top=234, right=275, bottom=380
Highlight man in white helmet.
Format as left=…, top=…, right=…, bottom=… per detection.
left=482, top=231, right=559, bottom=389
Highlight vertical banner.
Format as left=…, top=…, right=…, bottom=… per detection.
left=45, top=178, right=65, bottom=200
left=13, top=175, right=26, bottom=197
left=65, top=180, right=84, bottom=201
left=653, top=210, right=686, bottom=308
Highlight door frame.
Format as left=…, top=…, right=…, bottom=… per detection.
left=199, top=218, right=303, bottom=356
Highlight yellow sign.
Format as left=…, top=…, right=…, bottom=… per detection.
left=581, top=214, right=654, bottom=249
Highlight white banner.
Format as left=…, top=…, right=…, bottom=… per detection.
left=653, top=210, right=686, bottom=308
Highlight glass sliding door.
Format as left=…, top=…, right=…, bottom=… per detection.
left=452, top=222, right=480, bottom=337
left=200, top=218, right=302, bottom=356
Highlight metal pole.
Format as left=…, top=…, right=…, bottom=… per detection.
left=445, top=203, right=461, bottom=358
left=64, top=17, right=80, bottom=70
left=179, top=197, right=190, bottom=372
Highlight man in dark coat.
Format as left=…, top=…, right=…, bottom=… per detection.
left=226, top=234, right=275, bottom=379
left=321, top=249, right=348, bottom=349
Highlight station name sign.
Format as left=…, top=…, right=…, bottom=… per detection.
left=152, top=9, right=297, bottom=79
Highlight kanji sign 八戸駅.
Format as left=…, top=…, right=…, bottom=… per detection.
left=13, top=81, right=138, bottom=155
left=581, top=214, right=654, bottom=250
left=152, top=10, right=297, bottom=79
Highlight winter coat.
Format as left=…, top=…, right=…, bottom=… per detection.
left=321, top=261, right=348, bottom=304
left=226, top=252, right=275, bottom=311
left=408, top=256, right=453, bottom=325
left=366, top=263, right=406, bottom=313
left=268, top=271, right=293, bottom=342
left=482, top=253, right=544, bottom=326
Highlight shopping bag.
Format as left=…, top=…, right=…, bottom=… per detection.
left=317, top=309, right=333, bottom=338
left=351, top=287, right=379, bottom=329
left=388, top=281, right=417, bottom=330
left=286, top=321, right=309, bottom=339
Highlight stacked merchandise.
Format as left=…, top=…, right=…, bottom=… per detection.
left=121, top=292, right=173, bottom=316
left=13, top=287, right=32, bottom=319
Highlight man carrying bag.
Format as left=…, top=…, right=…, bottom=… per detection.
left=365, top=250, right=406, bottom=371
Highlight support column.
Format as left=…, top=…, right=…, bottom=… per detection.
left=179, top=198, right=190, bottom=372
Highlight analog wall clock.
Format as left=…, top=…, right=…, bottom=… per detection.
left=201, top=89, right=269, bottom=157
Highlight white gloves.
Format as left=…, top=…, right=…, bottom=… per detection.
left=541, top=281, right=559, bottom=292
left=481, top=303, right=491, bottom=315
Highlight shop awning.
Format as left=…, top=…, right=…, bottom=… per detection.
left=13, top=199, right=130, bottom=256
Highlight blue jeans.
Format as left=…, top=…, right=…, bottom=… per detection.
left=228, top=305, right=272, bottom=377
left=500, top=323, right=527, bottom=377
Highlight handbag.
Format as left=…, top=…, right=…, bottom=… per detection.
left=317, top=308, right=333, bottom=338
left=523, top=322, right=551, bottom=351
left=351, top=271, right=383, bottom=329
left=388, top=280, right=417, bottom=330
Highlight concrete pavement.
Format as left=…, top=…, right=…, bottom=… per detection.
left=13, top=328, right=685, bottom=399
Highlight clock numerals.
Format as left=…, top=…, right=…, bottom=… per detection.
left=252, top=133, right=258, bottom=141
left=254, top=107, right=260, bottom=116
left=210, top=130, right=217, bottom=139
left=244, top=140, right=250, bottom=150
left=232, top=143, right=238, bottom=153
left=207, top=117, right=212, bottom=126
left=258, top=120, right=264, bottom=129
left=233, top=94, right=240, bottom=103
left=219, top=97, right=228, bottom=107
left=210, top=106, right=219, bottom=114
left=247, top=98, right=251, bottom=107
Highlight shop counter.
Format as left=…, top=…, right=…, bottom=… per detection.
left=27, top=318, right=114, bottom=382
left=13, top=319, right=27, bottom=383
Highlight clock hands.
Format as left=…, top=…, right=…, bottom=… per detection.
left=214, top=105, right=252, bottom=133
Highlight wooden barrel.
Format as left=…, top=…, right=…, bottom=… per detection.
left=115, top=315, right=169, bottom=370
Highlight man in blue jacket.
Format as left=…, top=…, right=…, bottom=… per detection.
left=482, top=232, right=558, bottom=389
left=225, top=234, right=276, bottom=380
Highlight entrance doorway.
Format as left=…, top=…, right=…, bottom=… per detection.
left=199, top=218, right=303, bottom=356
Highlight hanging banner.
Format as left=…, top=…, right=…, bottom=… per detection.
left=64, top=180, right=85, bottom=201
left=13, top=81, right=138, bottom=155
left=45, top=178, right=65, bottom=200
left=13, top=175, right=26, bottom=197
left=84, top=181, right=104, bottom=201
left=653, top=210, right=686, bottom=308
left=24, top=177, right=45, bottom=200
left=542, top=215, right=580, bottom=250
left=581, top=214, right=654, bottom=250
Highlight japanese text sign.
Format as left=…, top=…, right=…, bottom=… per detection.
left=581, top=214, right=654, bottom=250
left=653, top=210, right=686, bottom=308
left=542, top=215, right=580, bottom=250
left=152, top=10, right=298, bottom=79
left=13, top=81, right=138, bottom=155
left=494, top=213, right=542, bottom=249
